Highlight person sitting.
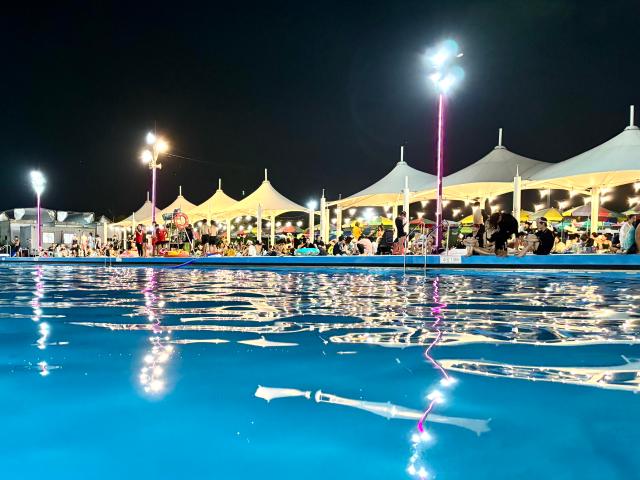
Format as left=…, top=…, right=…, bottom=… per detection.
left=344, top=236, right=358, bottom=255
left=376, top=229, right=394, bottom=255
left=332, top=236, right=346, bottom=255
left=486, top=212, right=518, bottom=257
left=357, top=236, right=374, bottom=255
left=552, top=232, right=566, bottom=253
left=464, top=223, right=488, bottom=256
left=517, top=217, right=554, bottom=256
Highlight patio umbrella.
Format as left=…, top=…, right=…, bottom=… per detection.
left=622, top=206, right=640, bottom=215
left=278, top=226, right=300, bottom=234
left=410, top=217, right=436, bottom=225
left=564, top=204, right=620, bottom=219
left=366, top=216, right=394, bottom=226
left=530, top=207, right=563, bottom=222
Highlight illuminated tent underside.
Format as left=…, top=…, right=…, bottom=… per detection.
left=188, top=188, right=238, bottom=221
left=413, top=145, right=550, bottom=201
left=212, top=179, right=306, bottom=219
left=528, top=126, right=640, bottom=191
left=331, top=161, right=436, bottom=209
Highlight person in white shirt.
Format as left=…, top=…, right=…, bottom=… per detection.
left=246, top=240, right=257, bottom=257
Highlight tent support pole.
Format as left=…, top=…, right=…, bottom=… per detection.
left=590, top=187, right=600, bottom=235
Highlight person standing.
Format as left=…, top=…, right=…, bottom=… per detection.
left=210, top=220, right=219, bottom=251
left=352, top=221, right=362, bottom=241
left=134, top=224, right=145, bottom=257
left=620, top=215, right=636, bottom=252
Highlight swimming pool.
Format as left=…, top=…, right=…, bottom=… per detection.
left=1, top=265, right=638, bottom=479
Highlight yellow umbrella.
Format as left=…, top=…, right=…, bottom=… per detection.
left=461, top=210, right=531, bottom=225
left=531, top=207, right=563, bottom=222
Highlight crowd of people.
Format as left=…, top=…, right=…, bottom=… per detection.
left=462, top=210, right=640, bottom=257
left=5, top=209, right=639, bottom=259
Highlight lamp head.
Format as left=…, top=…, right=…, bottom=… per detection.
left=156, top=138, right=169, bottom=153
left=141, top=149, right=153, bottom=164
left=30, top=170, right=45, bottom=195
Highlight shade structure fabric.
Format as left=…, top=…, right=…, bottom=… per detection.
left=188, top=187, right=238, bottom=221
left=415, top=144, right=549, bottom=201
left=213, top=179, right=307, bottom=219
left=530, top=207, right=563, bottom=222
left=528, top=122, right=640, bottom=191
left=563, top=204, right=620, bottom=219
left=158, top=194, right=197, bottom=221
left=114, top=199, right=160, bottom=226
left=330, top=161, right=436, bottom=209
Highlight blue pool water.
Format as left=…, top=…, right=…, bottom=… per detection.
left=1, top=265, right=639, bottom=479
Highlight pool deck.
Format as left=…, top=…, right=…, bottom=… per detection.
left=2, top=253, right=640, bottom=270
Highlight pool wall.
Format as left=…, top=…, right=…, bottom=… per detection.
left=2, top=254, right=639, bottom=270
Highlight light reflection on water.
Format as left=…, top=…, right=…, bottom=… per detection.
left=1, top=265, right=639, bottom=478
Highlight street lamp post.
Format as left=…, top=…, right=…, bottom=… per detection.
left=307, top=200, right=318, bottom=242
left=30, top=171, right=45, bottom=252
left=428, top=40, right=463, bottom=250
left=141, top=132, right=169, bottom=224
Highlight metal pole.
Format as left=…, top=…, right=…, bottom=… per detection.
left=36, top=192, right=41, bottom=250
left=435, top=93, right=445, bottom=249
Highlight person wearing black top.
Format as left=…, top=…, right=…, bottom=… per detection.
left=395, top=211, right=407, bottom=239
left=487, top=212, right=518, bottom=256
left=517, top=217, right=554, bottom=256
left=534, top=219, right=554, bottom=255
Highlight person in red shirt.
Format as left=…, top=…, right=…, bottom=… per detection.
left=134, top=224, right=145, bottom=257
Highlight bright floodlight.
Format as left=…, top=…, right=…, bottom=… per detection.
left=156, top=139, right=169, bottom=153
left=141, top=149, right=153, bottom=164
left=30, top=170, right=45, bottom=195
left=146, top=132, right=156, bottom=145
left=428, top=39, right=464, bottom=94
left=307, top=200, right=318, bottom=210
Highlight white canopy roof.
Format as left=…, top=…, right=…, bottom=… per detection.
left=158, top=186, right=197, bottom=219
left=414, top=130, right=549, bottom=201
left=331, top=159, right=436, bottom=209
left=213, top=170, right=306, bottom=219
left=528, top=109, right=640, bottom=191
left=187, top=179, right=238, bottom=221
left=114, top=194, right=160, bottom=226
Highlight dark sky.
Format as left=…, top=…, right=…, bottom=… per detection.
left=1, top=1, right=639, bottom=218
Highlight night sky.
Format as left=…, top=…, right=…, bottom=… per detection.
left=1, top=1, right=639, bottom=219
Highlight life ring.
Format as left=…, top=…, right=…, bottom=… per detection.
left=173, top=212, right=189, bottom=230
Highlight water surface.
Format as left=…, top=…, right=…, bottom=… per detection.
left=1, top=265, right=639, bottom=479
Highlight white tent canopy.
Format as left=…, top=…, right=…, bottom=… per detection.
left=158, top=186, right=197, bottom=220
left=214, top=170, right=306, bottom=219
left=114, top=193, right=160, bottom=226
left=414, top=129, right=549, bottom=201
left=330, top=157, right=436, bottom=209
left=187, top=179, right=238, bottom=221
left=528, top=107, right=640, bottom=191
